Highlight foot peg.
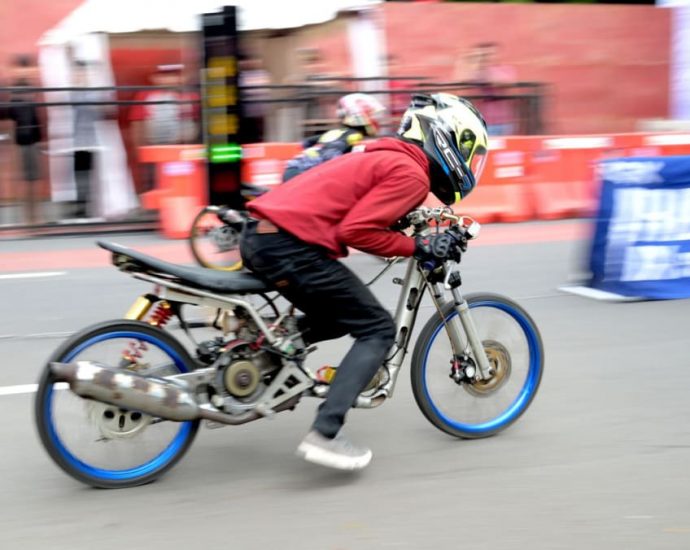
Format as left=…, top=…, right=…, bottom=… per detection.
left=255, top=403, right=276, bottom=419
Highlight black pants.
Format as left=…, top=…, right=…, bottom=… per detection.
left=73, top=150, right=93, bottom=216
left=240, top=222, right=396, bottom=438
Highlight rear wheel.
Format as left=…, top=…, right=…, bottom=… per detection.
left=189, top=206, right=244, bottom=271
left=35, top=320, right=200, bottom=488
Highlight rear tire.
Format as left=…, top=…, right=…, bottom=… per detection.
left=35, top=320, right=200, bottom=488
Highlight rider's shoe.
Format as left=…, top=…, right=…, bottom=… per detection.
left=296, top=430, right=372, bottom=471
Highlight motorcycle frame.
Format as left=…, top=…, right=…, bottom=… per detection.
left=125, top=246, right=491, bottom=409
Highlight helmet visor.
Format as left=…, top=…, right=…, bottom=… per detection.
left=469, top=146, right=488, bottom=183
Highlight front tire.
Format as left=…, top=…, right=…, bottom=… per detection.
left=35, top=320, right=200, bottom=488
left=411, top=293, right=544, bottom=439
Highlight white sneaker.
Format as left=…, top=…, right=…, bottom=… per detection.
left=296, top=430, right=372, bottom=471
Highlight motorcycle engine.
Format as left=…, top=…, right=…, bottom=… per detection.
left=210, top=340, right=282, bottom=415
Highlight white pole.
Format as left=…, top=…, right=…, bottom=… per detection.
left=346, top=6, right=387, bottom=94
left=659, top=2, right=690, bottom=120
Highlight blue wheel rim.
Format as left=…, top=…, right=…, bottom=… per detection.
left=422, top=300, right=542, bottom=435
left=43, top=330, right=193, bottom=482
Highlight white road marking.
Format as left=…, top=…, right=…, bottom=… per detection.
left=0, top=331, right=74, bottom=342
left=0, top=382, right=68, bottom=396
left=0, top=271, right=67, bottom=280
left=0, top=384, right=38, bottom=396
left=558, top=285, right=643, bottom=302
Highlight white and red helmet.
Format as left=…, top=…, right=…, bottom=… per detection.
left=336, top=93, right=386, bottom=137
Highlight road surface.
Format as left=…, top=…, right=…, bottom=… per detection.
left=0, top=223, right=688, bottom=549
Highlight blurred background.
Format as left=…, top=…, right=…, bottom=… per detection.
left=0, top=0, right=687, bottom=234
left=2, top=3, right=690, bottom=548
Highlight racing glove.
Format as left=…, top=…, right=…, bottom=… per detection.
left=445, top=225, right=469, bottom=253
left=414, top=233, right=462, bottom=264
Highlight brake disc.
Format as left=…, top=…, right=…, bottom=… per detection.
left=463, top=339, right=512, bottom=397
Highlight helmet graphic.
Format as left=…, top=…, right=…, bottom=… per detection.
left=398, top=93, right=489, bottom=205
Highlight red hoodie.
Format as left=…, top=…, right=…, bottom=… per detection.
left=247, top=138, right=430, bottom=258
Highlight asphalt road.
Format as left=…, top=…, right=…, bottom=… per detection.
left=1, top=226, right=689, bottom=550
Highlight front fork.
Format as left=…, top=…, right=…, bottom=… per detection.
left=431, top=283, right=494, bottom=381
left=383, top=262, right=494, bottom=401
left=449, top=287, right=493, bottom=380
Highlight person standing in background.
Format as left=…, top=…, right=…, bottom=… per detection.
left=129, top=65, right=199, bottom=191
left=386, top=54, right=410, bottom=122
left=71, top=60, right=108, bottom=219
left=303, top=48, right=345, bottom=123
left=276, top=47, right=341, bottom=142
left=8, top=54, right=44, bottom=225
left=239, top=55, right=271, bottom=144
left=130, top=64, right=198, bottom=146
left=454, top=42, right=517, bottom=136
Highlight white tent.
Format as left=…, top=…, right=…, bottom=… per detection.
left=38, top=1, right=385, bottom=217
left=40, top=0, right=381, bottom=44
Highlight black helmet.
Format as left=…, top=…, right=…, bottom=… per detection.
left=398, top=93, right=489, bottom=205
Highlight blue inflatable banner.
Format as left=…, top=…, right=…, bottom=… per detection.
left=589, top=155, right=690, bottom=299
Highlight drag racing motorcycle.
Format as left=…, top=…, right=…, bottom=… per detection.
left=35, top=206, right=544, bottom=488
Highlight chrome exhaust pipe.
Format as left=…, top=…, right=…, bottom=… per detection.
left=51, top=361, right=203, bottom=421
left=311, top=383, right=387, bottom=409
left=49, top=361, right=297, bottom=425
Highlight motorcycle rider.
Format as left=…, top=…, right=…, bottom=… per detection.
left=217, top=93, right=384, bottom=225
left=282, top=93, right=386, bottom=181
left=239, top=93, right=489, bottom=470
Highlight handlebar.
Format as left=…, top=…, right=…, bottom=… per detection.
left=406, top=206, right=481, bottom=240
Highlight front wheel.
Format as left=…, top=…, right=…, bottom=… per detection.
left=410, top=293, right=544, bottom=439
left=35, top=320, right=201, bottom=488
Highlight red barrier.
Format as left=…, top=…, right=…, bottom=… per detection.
left=527, top=133, right=690, bottom=220
left=238, top=133, right=690, bottom=225
left=137, top=132, right=690, bottom=239
left=635, top=132, right=690, bottom=157
left=457, top=137, right=536, bottom=222
left=424, top=135, right=542, bottom=223
left=241, top=143, right=302, bottom=187
left=528, top=136, right=614, bottom=220
left=458, top=184, right=534, bottom=223
left=138, top=145, right=208, bottom=239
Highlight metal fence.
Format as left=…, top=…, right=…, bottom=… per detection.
left=1, top=77, right=545, bottom=135
left=0, top=78, right=546, bottom=230
left=291, top=76, right=545, bottom=136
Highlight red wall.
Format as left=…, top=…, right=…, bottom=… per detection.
left=383, top=3, right=670, bottom=134
left=0, top=0, right=83, bottom=77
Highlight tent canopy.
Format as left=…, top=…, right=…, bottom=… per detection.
left=41, top=0, right=381, bottom=44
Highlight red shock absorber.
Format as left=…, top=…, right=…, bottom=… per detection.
left=148, top=301, right=174, bottom=328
